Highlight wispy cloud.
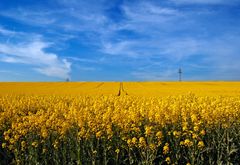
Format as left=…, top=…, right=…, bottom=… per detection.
left=122, top=2, right=181, bottom=22
left=0, top=27, right=71, bottom=79
left=158, top=38, right=201, bottom=60
left=101, top=41, right=139, bottom=56
left=67, top=57, right=103, bottom=64
left=0, top=26, right=17, bottom=35
left=0, top=3, right=107, bottom=33
left=0, top=0, right=239, bottom=81
left=0, top=8, right=57, bottom=26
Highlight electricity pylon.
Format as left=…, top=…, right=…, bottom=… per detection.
left=178, top=68, right=182, bottom=82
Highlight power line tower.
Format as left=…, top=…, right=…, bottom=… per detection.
left=178, top=68, right=182, bottom=82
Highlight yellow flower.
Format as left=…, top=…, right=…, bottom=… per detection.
left=32, top=141, right=38, bottom=148
left=163, top=143, right=169, bottom=154
left=180, top=141, right=184, bottom=146
left=115, top=148, right=120, bottom=154
left=156, top=131, right=163, bottom=139
left=173, top=131, right=180, bottom=138
left=191, top=114, right=197, bottom=122
left=198, top=141, right=205, bottom=149
left=96, top=131, right=102, bottom=138
left=4, top=135, right=10, bottom=141
left=165, top=157, right=171, bottom=164
left=2, top=143, right=6, bottom=148
left=8, top=145, right=14, bottom=151
left=200, top=130, right=206, bottom=136
left=9, top=138, right=15, bottom=144
left=132, top=137, right=138, bottom=145
left=53, top=141, right=59, bottom=149
left=145, top=126, right=152, bottom=136
left=41, top=129, right=48, bottom=138
left=157, top=141, right=162, bottom=147
left=192, top=133, right=198, bottom=139
left=127, top=139, right=132, bottom=146
left=21, top=141, right=26, bottom=148
left=193, top=125, right=199, bottom=132
left=182, top=126, right=188, bottom=131
left=149, top=143, right=156, bottom=151
left=14, top=135, right=19, bottom=141
left=184, top=139, right=193, bottom=147
left=139, top=137, right=146, bottom=148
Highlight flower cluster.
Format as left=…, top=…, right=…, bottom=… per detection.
left=0, top=91, right=240, bottom=164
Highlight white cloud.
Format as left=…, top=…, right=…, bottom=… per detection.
left=0, top=28, right=71, bottom=79
left=0, top=4, right=107, bottom=33
left=159, top=38, right=201, bottom=60
left=0, top=8, right=56, bottom=26
left=0, top=26, right=17, bottom=35
left=0, top=1, right=239, bottom=81
left=100, top=37, right=202, bottom=61
left=95, top=2, right=191, bottom=58
left=122, top=2, right=181, bottom=25
left=119, top=33, right=240, bottom=80
left=67, top=57, right=104, bottom=64
left=34, top=59, right=71, bottom=78
left=101, top=41, right=139, bottom=56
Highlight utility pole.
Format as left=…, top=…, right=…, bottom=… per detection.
left=178, top=68, right=182, bottom=82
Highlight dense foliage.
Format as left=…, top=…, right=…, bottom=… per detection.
left=1, top=93, right=240, bottom=165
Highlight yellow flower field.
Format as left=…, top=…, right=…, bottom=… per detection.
left=0, top=82, right=240, bottom=164
left=1, top=82, right=240, bottom=96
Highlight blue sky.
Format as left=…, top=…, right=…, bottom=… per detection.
left=0, top=0, right=240, bottom=81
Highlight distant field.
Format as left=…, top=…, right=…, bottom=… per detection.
left=0, top=82, right=240, bottom=96
left=1, top=82, right=240, bottom=164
